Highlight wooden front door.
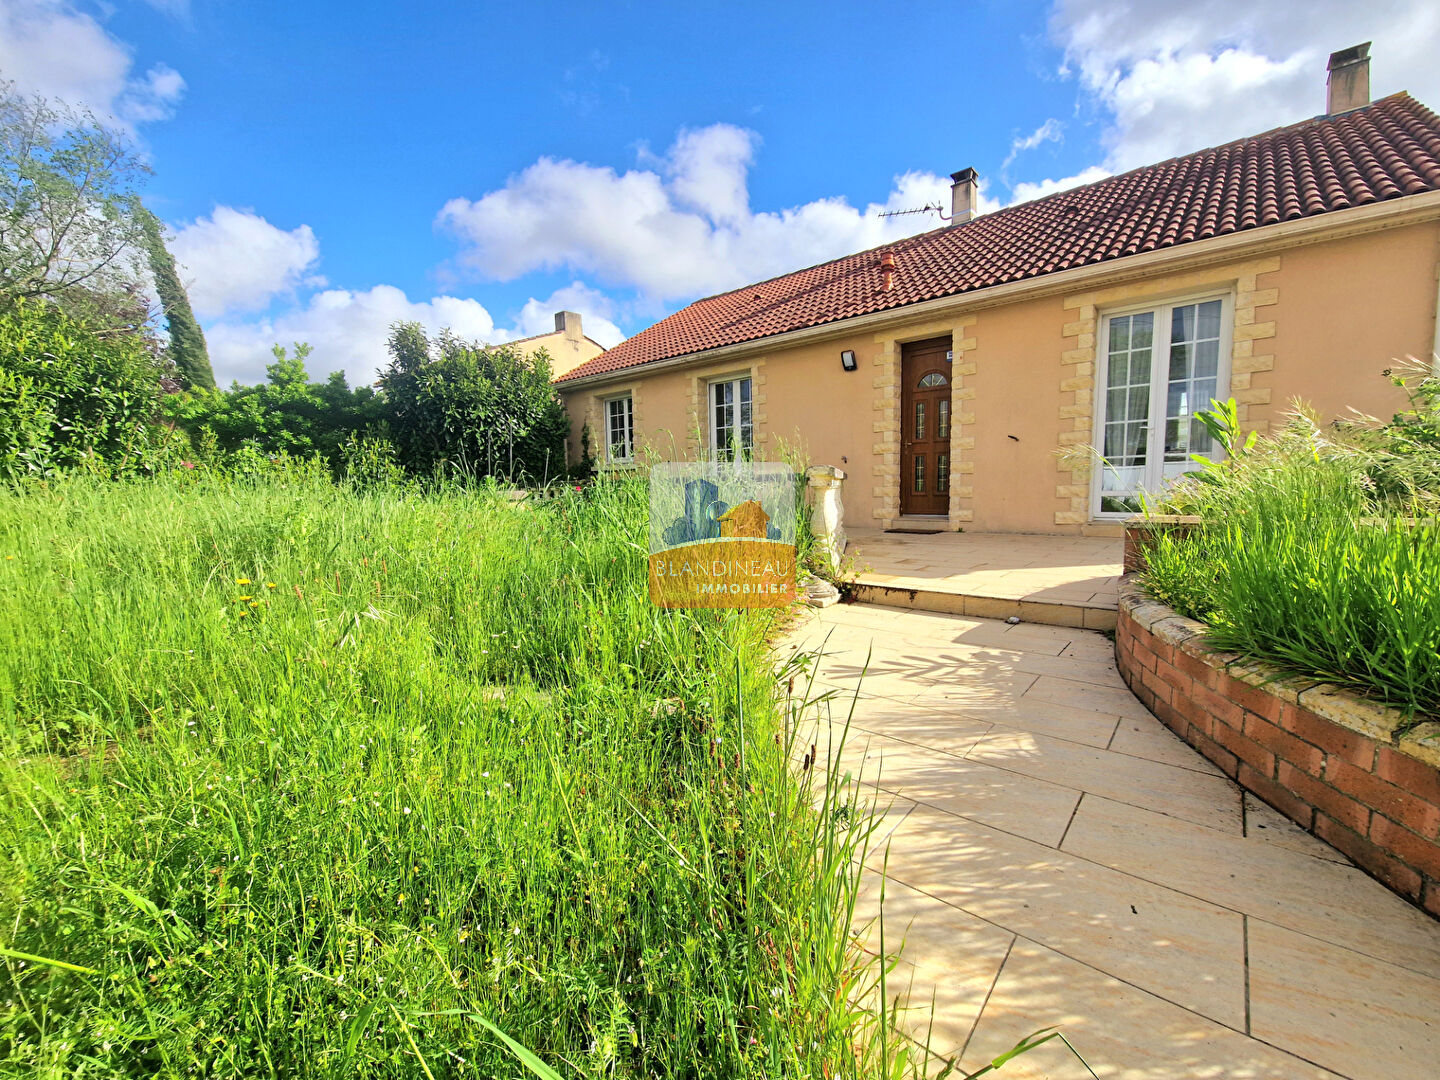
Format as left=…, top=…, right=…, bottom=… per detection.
left=900, top=337, right=953, bottom=516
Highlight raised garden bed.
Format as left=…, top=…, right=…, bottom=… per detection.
left=1116, top=579, right=1440, bottom=916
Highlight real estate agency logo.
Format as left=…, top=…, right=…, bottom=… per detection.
left=647, top=462, right=796, bottom=608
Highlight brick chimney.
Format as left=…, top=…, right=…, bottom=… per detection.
left=950, top=168, right=979, bottom=224
left=554, top=310, right=583, bottom=340
left=1327, top=43, right=1371, bottom=115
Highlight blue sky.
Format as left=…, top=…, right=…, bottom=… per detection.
left=4, top=0, right=1439, bottom=385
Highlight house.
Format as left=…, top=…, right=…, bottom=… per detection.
left=557, top=45, right=1440, bottom=535
left=512, top=311, right=607, bottom=378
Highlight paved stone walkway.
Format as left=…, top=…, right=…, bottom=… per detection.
left=845, top=528, right=1123, bottom=610
left=781, top=602, right=1440, bottom=1080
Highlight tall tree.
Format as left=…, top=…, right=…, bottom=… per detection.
left=134, top=201, right=215, bottom=390
left=378, top=322, right=569, bottom=482
left=0, top=81, right=149, bottom=308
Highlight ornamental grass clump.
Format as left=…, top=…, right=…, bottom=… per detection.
left=0, top=469, right=907, bottom=1078
left=1141, top=374, right=1440, bottom=719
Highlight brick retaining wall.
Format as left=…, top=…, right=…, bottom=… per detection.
left=1115, top=580, right=1440, bottom=916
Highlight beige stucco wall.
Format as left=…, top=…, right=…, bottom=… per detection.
left=518, top=328, right=606, bottom=379
left=560, top=217, right=1440, bottom=534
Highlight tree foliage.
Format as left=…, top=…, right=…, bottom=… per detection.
left=134, top=200, right=214, bottom=390
left=378, top=322, right=569, bottom=482
left=166, top=343, right=383, bottom=473
left=0, top=82, right=149, bottom=309
left=0, top=298, right=169, bottom=479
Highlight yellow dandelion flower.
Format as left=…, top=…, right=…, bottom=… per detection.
left=265, top=582, right=276, bottom=589
left=235, top=577, right=251, bottom=585
left=248, top=601, right=259, bottom=608
left=237, top=595, right=253, bottom=602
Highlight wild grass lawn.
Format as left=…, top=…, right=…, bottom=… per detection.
left=0, top=473, right=889, bottom=1078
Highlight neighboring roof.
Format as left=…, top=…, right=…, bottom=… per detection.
left=561, top=93, right=1440, bottom=384
left=507, top=327, right=607, bottom=351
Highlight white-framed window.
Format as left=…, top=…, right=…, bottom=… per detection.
left=708, top=375, right=753, bottom=460
left=1092, top=292, right=1232, bottom=516
left=604, top=393, right=634, bottom=464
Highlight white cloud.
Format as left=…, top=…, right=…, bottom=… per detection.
left=0, top=0, right=185, bottom=125
left=1009, top=165, right=1112, bottom=206
left=668, top=123, right=756, bottom=224
left=1049, top=0, right=1440, bottom=171
left=436, top=125, right=970, bottom=304
left=204, top=285, right=504, bottom=389
left=169, top=206, right=322, bottom=319
left=199, top=258, right=627, bottom=388
left=1003, top=118, right=1063, bottom=171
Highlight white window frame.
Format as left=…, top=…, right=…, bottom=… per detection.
left=1090, top=289, right=1234, bottom=518
left=707, top=374, right=754, bottom=460
left=602, top=393, right=634, bottom=464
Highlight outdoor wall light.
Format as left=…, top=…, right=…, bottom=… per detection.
left=840, top=350, right=857, bottom=372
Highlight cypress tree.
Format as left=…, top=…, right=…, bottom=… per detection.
left=134, top=201, right=215, bottom=391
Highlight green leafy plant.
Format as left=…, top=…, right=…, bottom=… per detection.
left=378, top=323, right=569, bottom=484
left=165, top=342, right=385, bottom=475
left=0, top=298, right=169, bottom=480
left=1141, top=379, right=1440, bottom=719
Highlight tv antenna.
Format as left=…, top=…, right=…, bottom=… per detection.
left=878, top=202, right=950, bottom=221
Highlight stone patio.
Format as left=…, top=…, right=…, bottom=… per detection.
left=844, top=528, right=1123, bottom=631
left=780, top=602, right=1440, bottom=1080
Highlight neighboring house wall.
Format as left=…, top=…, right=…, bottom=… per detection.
left=517, top=311, right=606, bottom=379
left=560, top=217, right=1440, bottom=534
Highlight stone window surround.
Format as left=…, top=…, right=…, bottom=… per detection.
left=869, top=317, right=977, bottom=531
left=584, top=382, right=644, bottom=471
left=601, top=390, right=636, bottom=465
left=685, top=360, right=768, bottom=458
left=1056, top=256, right=1280, bottom=527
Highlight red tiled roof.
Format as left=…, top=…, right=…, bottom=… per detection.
left=561, top=93, right=1440, bottom=383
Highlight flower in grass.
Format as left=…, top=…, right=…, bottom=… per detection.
left=403, top=806, right=411, bottom=814
left=265, top=582, right=276, bottom=589
left=235, top=578, right=251, bottom=585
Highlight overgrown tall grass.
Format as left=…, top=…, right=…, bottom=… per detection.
left=0, top=471, right=895, bottom=1078
left=1142, top=406, right=1440, bottom=718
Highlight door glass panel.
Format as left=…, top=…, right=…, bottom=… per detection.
left=1100, top=311, right=1154, bottom=504
left=938, top=400, right=949, bottom=440
left=913, top=455, right=925, bottom=494
left=1165, top=300, right=1223, bottom=465
left=918, top=371, right=948, bottom=388
left=914, top=401, right=926, bottom=440
left=937, top=453, right=949, bottom=494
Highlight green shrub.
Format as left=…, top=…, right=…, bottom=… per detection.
left=0, top=298, right=169, bottom=480
left=166, top=343, right=385, bottom=475
left=378, top=323, right=569, bottom=484
left=1142, top=388, right=1440, bottom=718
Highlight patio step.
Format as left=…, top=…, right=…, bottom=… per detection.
left=846, top=579, right=1117, bottom=632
